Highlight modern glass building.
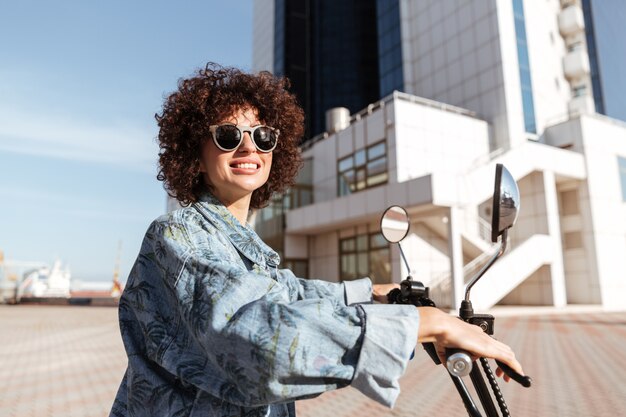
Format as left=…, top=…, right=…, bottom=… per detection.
left=376, top=0, right=403, bottom=97
left=258, top=0, right=626, bottom=141
left=581, top=0, right=626, bottom=123
left=272, top=0, right=399, bottom=137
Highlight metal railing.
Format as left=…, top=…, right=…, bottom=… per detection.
left=300, top=90, right=478, bottom=152
left=427, top=233, right=511, bottom=309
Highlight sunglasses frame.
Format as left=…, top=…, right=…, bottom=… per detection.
left=209, top=124, right=280, bottom=153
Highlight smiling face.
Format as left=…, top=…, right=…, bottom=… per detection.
left=199, top=107, right=273, bottom=208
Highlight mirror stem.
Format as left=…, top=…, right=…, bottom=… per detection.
left=464, top=229, right=509, bottom=302
left=398, top=243, right=412, bottom=280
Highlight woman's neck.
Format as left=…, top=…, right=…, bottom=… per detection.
left=212, top=191, right=251, bottom=225
left=225, top=200, right=250, bottom=225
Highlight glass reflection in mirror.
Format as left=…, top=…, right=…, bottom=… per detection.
left=380, top=205, right=410, bottom=243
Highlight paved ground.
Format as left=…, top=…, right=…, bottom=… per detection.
left=1, top=305, right=625, bottom=417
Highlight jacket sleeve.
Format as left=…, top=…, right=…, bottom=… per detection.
left=276, top=268, right=373, bottom=305
left=133, top=218, right=419, bottom=408
left=273, top=271, right=419, bottom=405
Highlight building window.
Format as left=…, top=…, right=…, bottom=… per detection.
left=340, top=232, right=391, bottom=284
left=619, top=156, right=626, bottom=202
left=273, top=0, right=285, bottom=75
left=338, top=141, right=388, bottom=196
left=512, top=0, right=537, bottom=134
left=563, top=231, right=583, bottom=250
left=376, top=0, right=403, bottom=96
left=283, top=259, right=308, bottom=279
left=259, top=158, right=313, bottom=222
left=284, top=185, right=313, bottom=210
left=567, top=42, right=583, bottom=52
left=572, top=85, right=587, bottom=98
left=581, top=0, right=605, bottom=115
left=258, top=184, right=313, bottom=224
left=560, top=189, right=580, bottom=216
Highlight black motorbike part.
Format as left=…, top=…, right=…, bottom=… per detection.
left=481, top=358, right=511, bottom=417
left=423, top=342, right=442, bottom=365
left=495, top=359, right=532, bottom=387
left=469, top=314, right=495, bottom=335
left=450, top=374, right=483, bottom=417
left=470, top=363, right=500, bottom=417
left=386, top=288, right=402, bottom=304
left=459, top=300, right=475, bottom=320
left=388, top=282, right=441, bottom=365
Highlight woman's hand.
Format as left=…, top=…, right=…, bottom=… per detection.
left=417, top=306, right=524, bottom=382
left=372, top=283, right=400, bottom=303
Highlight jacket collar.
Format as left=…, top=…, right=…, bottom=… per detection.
left=192, top=191, right=281, bottom=267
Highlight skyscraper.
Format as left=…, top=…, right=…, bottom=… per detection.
left=254, top=0, right=626, bottom=143
left=254, top=0, right=390, bottom=137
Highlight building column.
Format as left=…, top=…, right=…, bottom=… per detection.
left=543, top=170, right=567, bottom=307
left=448, top=206, right=464, bottom=311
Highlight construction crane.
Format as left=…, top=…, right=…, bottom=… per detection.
left=111, top=241, right=123, bottom=297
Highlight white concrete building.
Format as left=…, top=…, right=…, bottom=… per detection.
left=256, top=92, right=626, bottom=311
left=251, top=0, right=626, bottom=310
left=399, top=0, right=598, bottom=150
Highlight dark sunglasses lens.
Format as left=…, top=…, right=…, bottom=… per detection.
left=253, top=127, right=277, bottom=151
left=215, top=125, right=241, bottom=150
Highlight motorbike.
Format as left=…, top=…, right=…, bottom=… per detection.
left=380, top=163, right=532, bottom=417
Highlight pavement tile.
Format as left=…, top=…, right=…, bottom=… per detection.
left=1, top=305, right=625, bottom=416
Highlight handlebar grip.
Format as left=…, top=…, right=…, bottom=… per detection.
left=495, top=359, right=532, bottom=387
left=445, top=348, right=472, bottom=377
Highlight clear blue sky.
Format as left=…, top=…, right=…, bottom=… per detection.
left=0, top=0, right=253, bottom=282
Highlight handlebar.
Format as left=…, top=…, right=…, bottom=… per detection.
left=445, top=349, right=532, bottom=387
left=386, top=278, right=532, bottom=417
left=495, top=359, right=532, bottom=387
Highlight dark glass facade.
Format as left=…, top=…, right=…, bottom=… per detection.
left=274, top=0, right=397, bottom=137
left=512, top=0, right=537, bottom=134
left=311, top=0, right=380, bottom=136
left=273, top=0, right=310, bottom=128
left=582, top=0, right=626, bottom=123
left=273, top=0, right=285, bottom=77
left=376, top=0, right=403, bottom=97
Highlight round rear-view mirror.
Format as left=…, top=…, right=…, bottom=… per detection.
left=491, top=164, right=520, bottom=242
left=381, top=205, right=410, bottom=243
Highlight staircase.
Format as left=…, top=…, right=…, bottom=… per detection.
left=415, top=142, right=581, bottom=309
left=427, top=234, right=554, bottom=309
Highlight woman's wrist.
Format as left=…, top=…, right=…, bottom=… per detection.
left=372, top=283, right=399, bottom=303
left=416, top=306, right=446, bottom=343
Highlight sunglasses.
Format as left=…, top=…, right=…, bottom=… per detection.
left=209, top=124, right=279, bottom=153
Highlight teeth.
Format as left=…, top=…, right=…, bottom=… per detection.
left=235, top=163, right=257, bottom=169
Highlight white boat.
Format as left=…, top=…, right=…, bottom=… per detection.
left=19, top=260, right=71, bottom=299
left=0, top=258, right=47, bottom=303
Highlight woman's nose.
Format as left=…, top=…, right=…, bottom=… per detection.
left=237, top=132, right=256, bottom=153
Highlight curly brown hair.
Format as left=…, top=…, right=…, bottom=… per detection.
left=156, top=63, right=304, bottom=209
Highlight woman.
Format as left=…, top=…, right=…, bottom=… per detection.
left=110, top=63, right=522, bottom=417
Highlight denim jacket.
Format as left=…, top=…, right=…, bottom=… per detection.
left=110, top=192, right=420, bottom=417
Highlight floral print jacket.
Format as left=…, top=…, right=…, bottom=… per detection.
left=110, top=192, right=420, bottom=417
